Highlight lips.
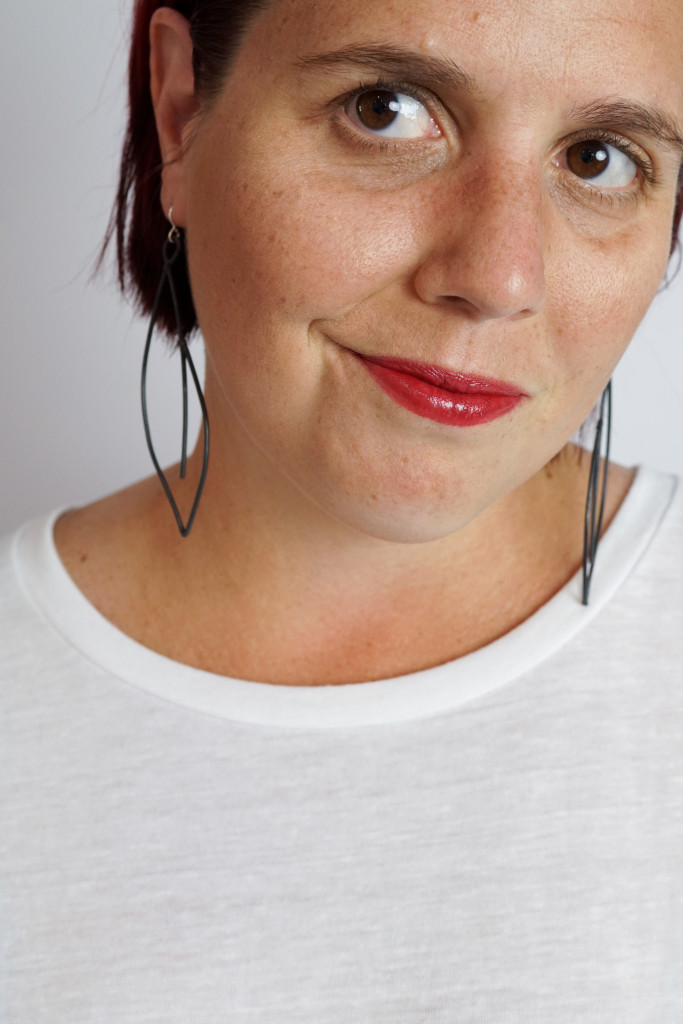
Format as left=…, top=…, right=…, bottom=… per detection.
left=356, top=354, right=526, bottom=427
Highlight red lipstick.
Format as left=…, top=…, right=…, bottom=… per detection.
left=357, top=354, right=525, bottom=426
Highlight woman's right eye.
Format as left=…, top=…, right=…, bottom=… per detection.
left=345, top=89, right=441, bottom=140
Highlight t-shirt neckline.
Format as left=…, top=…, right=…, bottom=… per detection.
left=13, top=467, right=676, bottom=729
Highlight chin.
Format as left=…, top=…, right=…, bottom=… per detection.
left=312, top=484, right=488, bottom=546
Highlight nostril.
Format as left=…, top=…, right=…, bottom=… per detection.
left=512, top=307, right=536, bottom=321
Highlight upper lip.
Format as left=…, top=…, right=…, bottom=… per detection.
left=356, top=353, right=527, bottom=397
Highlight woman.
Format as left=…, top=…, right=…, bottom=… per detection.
left=2, top=0, right=682, bottom=1017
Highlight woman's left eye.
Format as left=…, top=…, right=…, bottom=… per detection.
left=565, top=139, right=639, bottom=189
left=345, top=89, right=441, bottom=140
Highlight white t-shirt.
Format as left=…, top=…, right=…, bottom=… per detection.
left=1, top=466, right=682, bottom=1023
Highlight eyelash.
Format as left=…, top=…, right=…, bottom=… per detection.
left=334, top=78, right=441, bottom=153
left=559, top=129, right=656, bottom=198
left=333, top=79, right=656, bottom=198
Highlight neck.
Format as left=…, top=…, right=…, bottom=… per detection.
left=55, top=426, right=635, bottom=686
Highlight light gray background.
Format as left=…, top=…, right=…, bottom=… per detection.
left=1, top=1, right=682, bottom=536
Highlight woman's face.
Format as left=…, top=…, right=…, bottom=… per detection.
left=167, top=0, right=683, bottom=542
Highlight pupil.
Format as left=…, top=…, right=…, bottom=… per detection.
left=581, top=146, right=607, bottom=165
left=356, top=91, right=399, bottom=131
left=567, top=140, right=610, bottom=179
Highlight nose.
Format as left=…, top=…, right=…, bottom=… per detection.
left=411, top=161, right=547, bottom=322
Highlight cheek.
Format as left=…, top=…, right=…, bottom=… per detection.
left=185, top=145, right=423, bottom=341
left=545, top=222, right=670, bottom=390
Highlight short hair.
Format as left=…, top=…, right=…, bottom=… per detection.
left=103, top=0, right=269, bottom=339
left=672, top=166, right=683, bottom=257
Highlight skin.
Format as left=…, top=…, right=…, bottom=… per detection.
left=56, top=0, right=683, bottom=685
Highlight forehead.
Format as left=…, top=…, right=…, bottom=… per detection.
left=262, top=0, right=683, bottom=110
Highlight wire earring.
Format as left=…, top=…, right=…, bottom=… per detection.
left=582, top=380, right=612, bottom=605
left=141, top=209, right=210, bottom=537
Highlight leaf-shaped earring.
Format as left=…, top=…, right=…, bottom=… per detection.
left=141, top=210, right=210, bottom=537
left=582, top=380, right=612, bottom=605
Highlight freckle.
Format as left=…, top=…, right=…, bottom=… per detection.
left=472, top=10, right=480, bottom=20
left=80, top=553, right=88, bottom=564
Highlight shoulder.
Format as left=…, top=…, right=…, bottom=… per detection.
left=632, top=467, right=683, bottom=560
left=535, top=466, right=683, bottom=691
left=605, top=466, right=683, bottom=588
left=595, top=466, right=683, bottom=653
left=0, top=511, right=67, bottom=675
left=0, top=514, right=48, bottom=613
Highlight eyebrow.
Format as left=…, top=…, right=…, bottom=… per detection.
left=569, top=100, right=683, bottom=159
left=296, top=43, right=683, bottom=161
left=295, top=42, right=477, bottom=94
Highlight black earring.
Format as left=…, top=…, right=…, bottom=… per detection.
left=582, top=380, right=612, bottom=606
left=141, top=211, right=210, bottom=537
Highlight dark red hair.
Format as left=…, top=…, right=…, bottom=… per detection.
left=106, top=2, right=683, bottom=338
left=104, top=0, right=269, bottom=338
left=672, top=166, right=683, bottom=257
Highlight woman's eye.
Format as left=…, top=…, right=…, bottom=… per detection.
left=565, top=139, right=638, bottom=189
left=346, top=89, right=440, bottom=140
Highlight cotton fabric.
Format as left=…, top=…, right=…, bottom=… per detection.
left=1, top=466, right=682, bottom=1022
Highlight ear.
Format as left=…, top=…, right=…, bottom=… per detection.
left=149, top=8, right=199, bottom=228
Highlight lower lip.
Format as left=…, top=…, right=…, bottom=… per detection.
left=357, top=356, right=524, bottom=427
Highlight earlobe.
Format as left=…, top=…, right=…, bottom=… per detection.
left=149, top=8, right=199, bottom=226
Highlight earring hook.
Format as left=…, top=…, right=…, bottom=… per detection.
left=167, top=206, right=180, bottom=244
